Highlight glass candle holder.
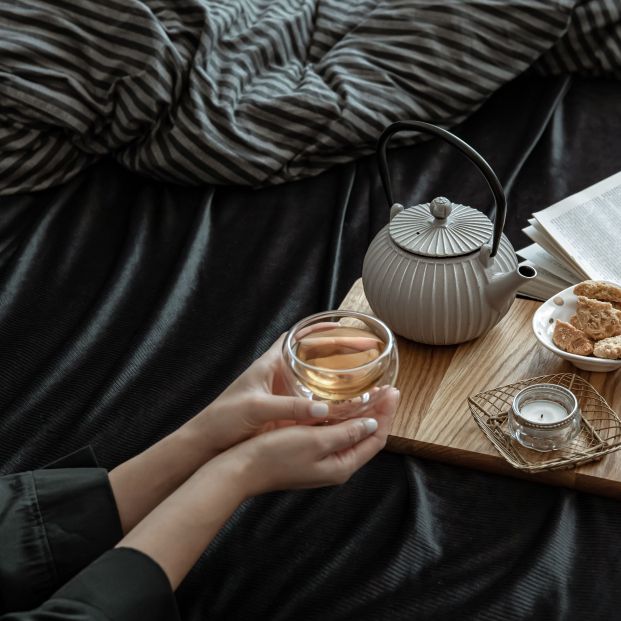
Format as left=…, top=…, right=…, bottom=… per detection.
left=282, top=310, right=398, bottom=414
left=509, top=384, right=581, bottom=452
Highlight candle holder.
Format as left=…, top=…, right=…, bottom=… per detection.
left=468, top=373, right=621, bottom=472
left=509, top=384, right=581, bottom=451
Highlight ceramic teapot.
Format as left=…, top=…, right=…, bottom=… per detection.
left=362, top=121, right=536, bottom=346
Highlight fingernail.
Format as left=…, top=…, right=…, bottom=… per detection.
left=362, top=418, right=378, bottom=433
left=310, top=402, right=330, bottom=418
left=390, top=387, right=400, bottom=399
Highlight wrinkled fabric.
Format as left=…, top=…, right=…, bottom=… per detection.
left=2, top=73, right=621, bottom=619
left=0, top=449, right=179, bottom=619
left=1, top=0, right=620, bottom=194
left=182, top=454, right=621, bottom=620
left=1, top=549, right=180, bottom=620
left=0, top=448, right=121, bottom=611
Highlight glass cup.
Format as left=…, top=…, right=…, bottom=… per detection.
left=282, top=310, right=399, bottom=416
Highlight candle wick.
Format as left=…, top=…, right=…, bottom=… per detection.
left=540, top=413, right=544, bottom=420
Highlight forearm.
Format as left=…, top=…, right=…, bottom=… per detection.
left=116, top=452, right=248, bottom=590
left=113, top=395, right=396, bottom=591
left=109, top=416, right=217, bottom=533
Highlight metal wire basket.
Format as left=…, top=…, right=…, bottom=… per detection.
left=468, top=373, right=621, bottom=472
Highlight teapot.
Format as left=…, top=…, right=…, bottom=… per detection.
left=362, top=121, right=536, bottom=346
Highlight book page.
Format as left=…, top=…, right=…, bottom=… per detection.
left=522, top=224, right=586, bottom=278
left=526, top=219, right=578, bottom=269
left=517, top=243, right=580, bottom=283
left=533, top=171, right=621, bottom=281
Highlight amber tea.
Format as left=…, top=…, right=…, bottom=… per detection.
left=283, top=310, right=398, bottom=406
left=293, top=326, right=387, bottom=400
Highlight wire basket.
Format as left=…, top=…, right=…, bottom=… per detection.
left=468, top=373, right=621, bottom=472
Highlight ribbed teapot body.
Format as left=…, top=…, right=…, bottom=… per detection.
left=362, top=227, right=518, bottom=345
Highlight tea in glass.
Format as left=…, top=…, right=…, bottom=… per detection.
left=282, top=310, right=398, bottom=406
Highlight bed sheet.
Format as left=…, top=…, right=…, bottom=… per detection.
left=1, top=73, right=621, bottom=620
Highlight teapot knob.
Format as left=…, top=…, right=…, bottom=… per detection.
left=430, top=196, right=453, bottom=220
left=389, top=203, right=405, bottom=220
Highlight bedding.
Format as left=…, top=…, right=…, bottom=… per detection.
left=1, top=0, right=620, bottom=195
left=2, top=72, right=621, bottom=619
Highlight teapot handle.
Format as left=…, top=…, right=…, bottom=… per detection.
left=377, top=121, right=507, bottom=258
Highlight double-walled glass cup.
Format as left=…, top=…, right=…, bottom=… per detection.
left=282, top=310, right=398, bottom=416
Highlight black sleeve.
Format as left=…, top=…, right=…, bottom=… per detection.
left=0, top=548, right=180, bottom=620
left=0, top=447, right=123, bottom=610
left=0, top=447, right=179, bottom=619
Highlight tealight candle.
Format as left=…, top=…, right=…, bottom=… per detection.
left=519, top=400, right=570, bottom=424
left=509, top=384, right=581, bottom=451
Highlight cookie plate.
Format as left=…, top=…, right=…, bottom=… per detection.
left=532, top=282, right=621, bottom=373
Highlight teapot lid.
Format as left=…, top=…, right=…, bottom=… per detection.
left=389, top=196, right=493, bottom=258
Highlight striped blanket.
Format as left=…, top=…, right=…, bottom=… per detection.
left=1, top=0, right=620, bottom=195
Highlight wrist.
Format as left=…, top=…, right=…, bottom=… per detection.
left=198, top=443, right=258, bottom=502
left=117, top=444, right=252, bottom=590
left=173, top=410, right=220, bottom=464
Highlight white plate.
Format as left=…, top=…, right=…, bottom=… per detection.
left=532, top=282, right=621, bottom=373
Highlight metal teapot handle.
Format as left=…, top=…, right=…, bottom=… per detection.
left=377, top=120, right=507, bottom=258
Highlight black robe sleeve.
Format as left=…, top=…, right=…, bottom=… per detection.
left=0, top=448, right=180, bottom=620
left=1, top=549, right=180, bottom=620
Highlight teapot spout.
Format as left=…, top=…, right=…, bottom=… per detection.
left=487, top=264, right=537, bottom=313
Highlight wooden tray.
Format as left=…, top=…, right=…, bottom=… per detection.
left=339, top=279, right=621, bottom=500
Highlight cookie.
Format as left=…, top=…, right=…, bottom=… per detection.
left=552, top=320, right=594, bottom=356
left=572, top=296, right=621, bottom=340
left=574, top=280, right=621, bottom=304
left=593, top=335, right=621, bottom=360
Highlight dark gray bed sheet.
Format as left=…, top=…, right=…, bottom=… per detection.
left=1, top=73, right=621, bottom=620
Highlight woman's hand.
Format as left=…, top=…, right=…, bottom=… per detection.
left=187, top=334, right=369, bottom=456
left=110, top=334, right=396, bottom=534
left=118, top=386, right=399, bottom=589
left=223, top=385, right=399, bottom=495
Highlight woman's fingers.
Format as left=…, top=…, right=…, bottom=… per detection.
left=246, top=418, right=380, bottom=492
left=316, top=388, right=399, bottom=478
left=294, top=321, right=342, bottom=340
left=251, top=384, right=398, bottom=426
left=315, top=416, right=380, bottom=456
left=250, top=393, right=331, bottom=423
left=370, top=386, right=400, bottom=418
left=236, top=387, right=399, bottom=495
left=316, top=388, right=397, bottom=456
left=318, top=436, right=381, bottom=485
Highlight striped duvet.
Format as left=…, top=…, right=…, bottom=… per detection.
left=1, top=0, right=620, bottom=195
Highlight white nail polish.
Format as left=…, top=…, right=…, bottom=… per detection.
left=363, top=418, right=378, bottom=433
left=310, top=402, right=329, bottom=418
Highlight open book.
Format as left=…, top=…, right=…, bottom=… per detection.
left=516, top=170, right=621, bottom=301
